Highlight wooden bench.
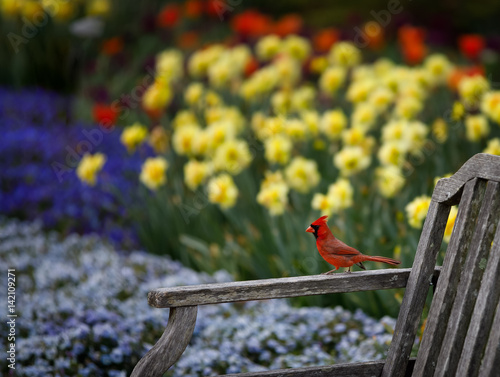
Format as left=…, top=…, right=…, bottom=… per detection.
left=131, top=153, right=500, bottom=377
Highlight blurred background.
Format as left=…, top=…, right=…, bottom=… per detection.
left=1, top=0, right=500, bottom=375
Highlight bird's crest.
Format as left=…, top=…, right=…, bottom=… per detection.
left=311, top=215, right=328, bottom=226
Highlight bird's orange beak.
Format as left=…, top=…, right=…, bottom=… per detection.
left=306, top=226, right=314, bottom=233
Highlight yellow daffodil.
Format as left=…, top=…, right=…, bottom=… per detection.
left=334, top=146, right=371, bottom=176
left=121, top=123, right=148, bottom=153
left=184, top=160, right=213, bottom=191
left=256, top=35, right=281, bottom=61
left=257, top=171, right=289, bottom=215
left=329, top=42, right=361, bottom=67
left=465, top=115, right=490, bottom=142
left=76, top=153, right=106, bottom=186
left=406, top=195, right=431, bottom=229
left=264, top=135, right=293, bottom=165
left=140, top=157, right=168, bottom=191
left=213, top=139, right=252, bottom=175
left=376, top=166, right=405, bottom=198
left=284, top=157, right=320, bottom=193
left=320, top=109, right=347, bottom=140
left=484, top=138, right=500, bottom=155
left=208, top=174, right=239, bottom=209
left=443, top=206, right=458, bottom=243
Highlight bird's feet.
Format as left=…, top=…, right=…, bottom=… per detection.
left=322, top=268, right=338, bottom=275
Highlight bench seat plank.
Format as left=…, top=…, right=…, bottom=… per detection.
left=148, top=268, right=441, bottom=308
left=221, top=359, right=415, bottom=377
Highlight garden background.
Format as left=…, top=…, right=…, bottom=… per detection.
left=1, top=0, right=500, bottom=376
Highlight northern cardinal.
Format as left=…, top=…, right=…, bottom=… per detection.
left=306, top=215, right=400, bottom=273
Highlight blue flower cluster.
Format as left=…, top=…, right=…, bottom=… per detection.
left=0, top=219, right=400, bottom=376
left=0, top=88, right=150, bottom=248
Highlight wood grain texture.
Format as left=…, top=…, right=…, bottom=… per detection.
left=382, top=200, right=450, bottom=377
left=148, top=268, right=432, bottom=308
left=456, top=216, right=500, bottom=377
left=434, top=181, right=500, bottom=377
left=221, top=359, right=415, bottom=377
left=130, top=306, right=197, bottom=377
left=478, top=297, right=500, bottom=376
left=412, top=178, right=486, bottom=377
left=434, top=153, right=500, bottom=205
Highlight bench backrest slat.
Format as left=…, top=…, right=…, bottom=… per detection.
left=432, top=181, right=500, bottom=377
left=478, top=295, right=500, bottom=376
left=456, top=217, right=500, bottom=377
left=411, top=178, right=487, bottom=377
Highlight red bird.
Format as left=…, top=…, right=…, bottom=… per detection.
left=306, top=215, right=400, bottom=273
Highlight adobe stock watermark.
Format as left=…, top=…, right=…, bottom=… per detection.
left=8, top=0, right=71, bottom=53
left=210, top=0, right=242, bottom=21
left=352, top=0, right=409, bottom=49
left=51, top=65, right=160, bottom=182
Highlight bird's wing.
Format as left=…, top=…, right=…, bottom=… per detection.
left=321, top=238, right=361, bottom=256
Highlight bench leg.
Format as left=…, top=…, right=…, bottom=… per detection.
left=131, top=306, right=198, bottom=377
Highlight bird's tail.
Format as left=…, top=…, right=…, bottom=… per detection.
left=364, top=256, right=401, bottom=266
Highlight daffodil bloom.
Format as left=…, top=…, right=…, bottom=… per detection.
left=213, top=139, right=252, bottom=175
left=327, top=178, right=354, bottom=212
left=311, top=193, right=335, bottom=216
left=376, top=166, right=405, bottom=198
left=140, top=157, right=168, bottom=191
left=281, top=34, right=311, bottom=61
left=481, top=91, right=500, bottom=124
left=458, top=75, right=490, bottom=108
left=329, top=42, right=361, bottom=67
left=351, top=103, right=377, bottom=129
left=484, top=138, right=500, bottom=155
left=142, top=80, right=172, bottom=113
left=319, top=67, right=346, bottom=94
left=121, top=123, right=148, bottom=153
left=149, top=126, right=169, bottom=154
left=424, top=54, right=452, bottom=85
left=172, top=124, right=201, bottom=156
left=284, top=157, right=320, bottom=193
left=465, top=115, right=490, bottom=142
left=405, top=195, right=431, bottom=229
left=285, top=118, right=308, bottom=140
left=394, top=96, right=423, bottom=119
left=432, top=118, right=448, bottom=143
left=301, top=111, right=320, bottom=136
left=172, top=110, right=198, bottom=129
left=257, top=171, right=289, bottom=215
left=378, top=141, right=408, bottom=167
left=368, top=86, right=394, bottom=111
left=443, top=206, right=458, bottom=243
left=184, top=82, right=204, bottom=106
left=264, top=135, right=292, bottom=165
left=184, top=160, right=212, bottom=190
left=208, top=174, right=239, bottom=209
left=156, top=49, right=184, bottom=82
left=346, top=79, right=375, bottom=103
left=320, top=109, right=347, bottom=140
left=76, top=153, right=106, bottom=186
left=334, top=146, right=371, bottom=176
left=255, top=35, right=281, bottom=61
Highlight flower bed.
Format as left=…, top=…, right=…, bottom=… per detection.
left=0, top=219, right=398, bottom=376
left=0, top=88, right=152, bottom=248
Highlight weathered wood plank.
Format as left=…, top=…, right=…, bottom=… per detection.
left=456, top=217, right=500, bottom=377
left=148, top=268, right=440, bottom=308
left=478, top=296, right=500, bottom=376
left=221, top=359, right=415, bottom=377
left=130, top=306, right=197, bottom=377
left=382, top=200, right=450, bottom=377
left=412, top=178, right=487, bottom=377
left=434, top=153, right=500, bottom=204
left=434, top=181, right=500, bottom=377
